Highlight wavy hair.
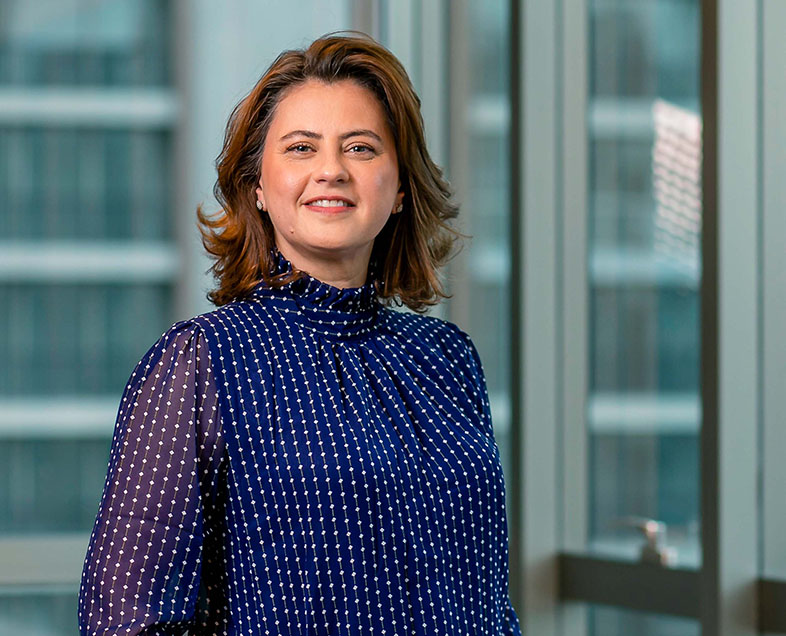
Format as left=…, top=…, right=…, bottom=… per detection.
left=197, top=32, right=461, bottom=311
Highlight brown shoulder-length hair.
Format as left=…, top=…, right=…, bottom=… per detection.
left=197, top=31, right=461, bottom=311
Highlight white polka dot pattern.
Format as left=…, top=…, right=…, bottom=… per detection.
left=78, top=250, right=521, bottom=635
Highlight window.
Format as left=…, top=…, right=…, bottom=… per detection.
left=512, top=0, right=786, bottom=633
left=0, top=0, right=176, bottom=629
left=586, top=0, right=701, bottom=570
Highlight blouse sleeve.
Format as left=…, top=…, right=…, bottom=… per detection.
left=505, top=597, right=523, bottom=635
left=451, top=325, right=524, bottom=635
left=78, top=321, right=225, bottom=635
left=449, top=324, right=496, bottom=440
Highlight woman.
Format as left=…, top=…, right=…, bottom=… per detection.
left=78, top=32, right=521, bottom=635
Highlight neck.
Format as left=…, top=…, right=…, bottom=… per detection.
left=275, top=242, right=372, bottom=289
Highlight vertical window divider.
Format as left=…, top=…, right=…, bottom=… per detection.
left=701, top=0, right=761, bottom=634
left=761, top=0, right=786, bottom=608
left=514, top=0, right=561, bottom=633
left=444, top=0, right=471, bottom=329
left=509, top=0, right=524, bottom=614
left=560, top=0, right=590, bottom=632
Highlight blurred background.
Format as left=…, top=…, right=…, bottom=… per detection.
left=0, top=0, right=784, bottom=635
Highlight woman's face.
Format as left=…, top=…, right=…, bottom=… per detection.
left=256, top=79, right=404, bottom=274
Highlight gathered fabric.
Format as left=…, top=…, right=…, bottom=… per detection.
left=78, top=249, right=521, bottom=635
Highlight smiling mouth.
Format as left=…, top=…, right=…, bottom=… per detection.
left=304, top=198, right=356, bottom=211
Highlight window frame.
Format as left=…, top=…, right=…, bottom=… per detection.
left=509, top=0, right=786, bottom=633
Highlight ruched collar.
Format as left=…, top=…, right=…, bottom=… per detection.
left=249, top=248, right=382, bottom=340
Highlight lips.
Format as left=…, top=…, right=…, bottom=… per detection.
left=303, top=196, right=356, bottom=208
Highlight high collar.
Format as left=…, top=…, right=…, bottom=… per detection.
left=249, top=248, right=382, bottom=340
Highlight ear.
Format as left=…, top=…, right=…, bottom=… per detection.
left=392, top=189, right=405, bottom=214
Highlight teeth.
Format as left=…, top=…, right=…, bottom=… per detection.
left=309, top=199, right=352, bottom=207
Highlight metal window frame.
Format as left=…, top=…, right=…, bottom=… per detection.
left=758, top=1, right=786, bottom=634
left=510, top=0, right=588, bottom=632
left=559, top=554, right=701, bottom=619
left=701, top=0, right=760, bottom=633
left=512, top=0, right=786, bottom=633
left=760, top=580, right=786, bottom=633
left=511, top=0, right=563, bottom=632
left=761, top=0, right=786, bottom=591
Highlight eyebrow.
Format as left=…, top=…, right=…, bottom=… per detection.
left=278, top=129, right=384, bottom=143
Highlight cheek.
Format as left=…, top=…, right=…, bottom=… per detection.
left=261, top=160, right=308, bottom=200
left=369, top=166, right=400, bottom=200
left=277, top=171, right=306, bottom=194
left=266, top=209, right=298, bottom=238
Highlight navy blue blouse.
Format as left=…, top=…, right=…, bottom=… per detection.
left=78, top=250, right=521, bottom=635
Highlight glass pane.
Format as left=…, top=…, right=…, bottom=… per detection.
left=0, top=0, right=170, bottom=87
left=587, top=0, right=701, bottom=567
left=446, top=0, right=512, bottom=477
left=0, top=0, right=176, bottom=629
left=0, top=588, right=79, bottom=635
left=0, top=127, right=173, bottom=241
left=590, top=605, right=699, bottom=636
left=0, top=440, right=109, bottom=534
left=0, top=283, right=173, bottom=396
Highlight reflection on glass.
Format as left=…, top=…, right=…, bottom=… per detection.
left=590, top=605, right=699, bottom=636
left=587, top=0, right=701, bottom=567
left=0, top=284, right=173, bottom=396
left=0, top=127, right=172, bottom=240
left=0, top=589, right=79, bottom=635
left=0, top=440, right=110, bottom=534
left=0, top=0, right=170, bottom=86
left=456, top=0, right=512, bottom=474
left=0, top=1, right=175, bottom=628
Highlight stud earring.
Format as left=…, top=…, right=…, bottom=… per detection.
left=256, top=200, right=265, bottom=211
left=395, top=203, right=403, bottom=214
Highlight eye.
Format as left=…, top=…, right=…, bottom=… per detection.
left=347, top=143, right=375, bottom=155
left=287, top=143, right=314, bottom=154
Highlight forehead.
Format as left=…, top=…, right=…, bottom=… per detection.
left=268, top=79, right=392, bottom=136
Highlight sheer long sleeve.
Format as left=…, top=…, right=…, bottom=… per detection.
left=505, top=597, right=523, bottom=635
left=451, top=324, right=524, bottom=635
left=78, top=321, right=225, bottom=635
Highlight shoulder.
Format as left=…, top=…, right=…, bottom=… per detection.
left=140, top=318, right=205, bottom=363
left=185, top=295, right=281, bottom=339
left=130, top=304, right=245, bottom=381
left=380, top=308, right=489, bottom=404
left=141, top=301, right=258, bottom=363
left=116, top=318, right=212, bottom=410
left=155, top=298, right=282, bottom=372
left=380, top=306, right=480, bottom=365
left=133, top=313, right=218, bottom=368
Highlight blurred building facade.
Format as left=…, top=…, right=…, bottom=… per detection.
left=0, top=1, right=512, bottom=632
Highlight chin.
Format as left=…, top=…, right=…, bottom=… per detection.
left=307, top=242, right=365, bottom=256
left=302, top=233, right=369, bottom=254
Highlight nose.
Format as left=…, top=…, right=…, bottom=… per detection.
left=314, top=149, right=349, bottom=183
